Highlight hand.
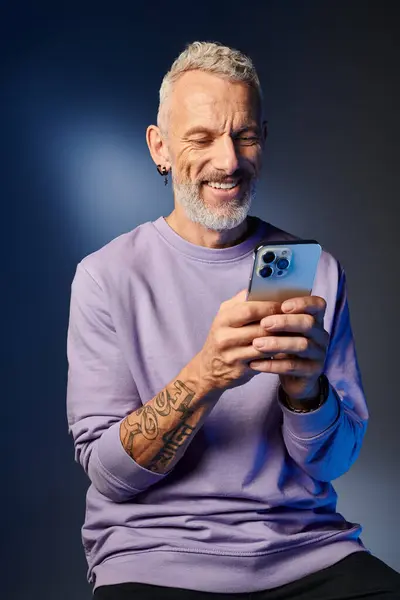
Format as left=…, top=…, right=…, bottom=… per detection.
left=195, top=289, right=282, bottom=394
left=250, top=296, right=329, bottom=402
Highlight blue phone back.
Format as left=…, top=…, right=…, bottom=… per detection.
left=246, top=240, right=322, bottom=302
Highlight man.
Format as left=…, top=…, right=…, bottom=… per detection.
left=66, top=41, right=400, bottom=599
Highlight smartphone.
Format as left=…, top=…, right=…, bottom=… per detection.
left=246, top=240, right=322, bottom=303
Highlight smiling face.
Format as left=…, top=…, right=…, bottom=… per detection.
left=163, top=70, right=266, bottom=231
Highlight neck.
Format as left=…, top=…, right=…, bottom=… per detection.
left=164, top=210, right=252, bottom=249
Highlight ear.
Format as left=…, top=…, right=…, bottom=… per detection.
left=146, top=125, right=171, bottom=170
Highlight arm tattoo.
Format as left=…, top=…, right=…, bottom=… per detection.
left=120, top=406, right=158, bottom=457
left=120, top=380, right=196, bottom=462
left=154, top=380, right=195, bottom=419
left=147, top=421, right=196, bottom=473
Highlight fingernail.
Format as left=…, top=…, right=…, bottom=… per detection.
left=261, top=319, right=275, bottom=329
left=253, top=339, right=265, bottom=349
left=282, top=301, right=294, bottom=312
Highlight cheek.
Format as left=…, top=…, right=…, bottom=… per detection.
left=242, top=146, right=262, bottom=168
left=254, top=148, right=264, bottom=171
left=241, top=156, right=261, bottom=179
left=176, top=152, right=206, bottom=182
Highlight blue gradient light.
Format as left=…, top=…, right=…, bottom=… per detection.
left=45, top=118, right=158, bottom=242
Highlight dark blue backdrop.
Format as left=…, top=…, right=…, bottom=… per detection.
left=2, top=2, right=399, bottom=598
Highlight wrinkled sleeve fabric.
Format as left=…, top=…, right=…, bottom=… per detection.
left=66, top=263, right=167, bottom=502
left=279, top=263, right=369, bottom=482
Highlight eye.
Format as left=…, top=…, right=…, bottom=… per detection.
left=191, top=139, right=211, bottom=145
left=235, top=136, right=260, bottom=145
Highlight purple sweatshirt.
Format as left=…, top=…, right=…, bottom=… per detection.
left=66, top=215, right=369, bottom=593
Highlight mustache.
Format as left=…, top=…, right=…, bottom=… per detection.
left=171, top=171, right=257, bottom=186
left=198, top=173, right=253, bottom=184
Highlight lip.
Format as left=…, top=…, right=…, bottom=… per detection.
left=202, top=180, right=244, bottom=200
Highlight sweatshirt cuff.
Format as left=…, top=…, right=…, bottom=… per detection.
left=96, top=421, right=168, bottom=493
left=279, top=383, right=341, bottom=439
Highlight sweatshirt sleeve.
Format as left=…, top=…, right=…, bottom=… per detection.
left=279, top=263, right=369, bottom=482
left=66, top=263, right=168, bottom=502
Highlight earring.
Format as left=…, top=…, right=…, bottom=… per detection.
left=156, top=165, right=169, bottom=186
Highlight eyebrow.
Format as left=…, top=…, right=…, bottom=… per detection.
left=183, top=125, right=261, bottom=137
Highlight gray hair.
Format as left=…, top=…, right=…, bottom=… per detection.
left=157, top=41, right=263, bottom=137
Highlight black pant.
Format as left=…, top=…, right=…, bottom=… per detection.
left=94, top=551, right=400, bottom=600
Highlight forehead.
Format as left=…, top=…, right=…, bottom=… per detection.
left=169, top=70, right=261, bottom=133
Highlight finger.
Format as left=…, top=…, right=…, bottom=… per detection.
left=220, top=299, right=282, bottom=328
left=260, top=314, right=329, bottom=349
left=225, top=341, right=290, bottom=364
left=281, top=296, right=326, bottom=325
left=249, top=357, right=323, bottom=376
left=252, top=336, right=324, bottom=360
left=228, top=339, right=317, bottom=365
left=217, top=323, right=279, bottom=350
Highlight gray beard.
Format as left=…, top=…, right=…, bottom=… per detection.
left=171, top=174, right=257, bottom=232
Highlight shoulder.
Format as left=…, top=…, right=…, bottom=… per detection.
left=77, top=220, right=155, bottom=291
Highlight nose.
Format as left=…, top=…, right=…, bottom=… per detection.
left=212, top=135, right=240, bottom=175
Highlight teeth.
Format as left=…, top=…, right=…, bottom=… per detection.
left=207, top=180, right=239, bottom=190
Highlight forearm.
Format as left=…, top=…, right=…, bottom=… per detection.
left=119, top=354, right=221, bottom=474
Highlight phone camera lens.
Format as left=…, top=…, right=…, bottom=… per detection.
left=262, top=251, right=275, bottom=264
left=260, top=266, right=273, bottom=278
left=276, top=257, right=289, bottom=270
